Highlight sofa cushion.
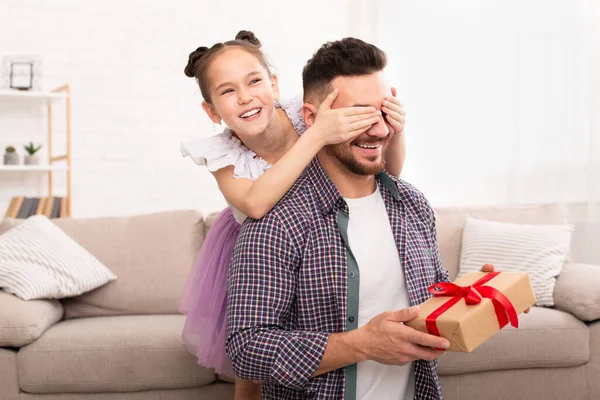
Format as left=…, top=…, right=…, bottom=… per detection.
left=438, top=307, right=589, bottom=375
left=17, top=385, right=235, bottom=400
left=434, top=203, right=568, bottom=280
left=18, top=315, right=215, bottom=394
left=0, top=291, right=63, bottom=347
left=57, top=210, right=204, bottom=318
left=554, top=262, right=600, bottom=321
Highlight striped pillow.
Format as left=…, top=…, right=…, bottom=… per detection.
left=0, top=215, right=117, bottom=300
left=459, top=217, right=573, bottom=307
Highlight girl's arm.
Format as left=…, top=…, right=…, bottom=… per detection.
left=214, top=90, right=380, bottom=219
left=382, top=87, right=407, bottom=177
left=383, top=132, right=406, bottom=177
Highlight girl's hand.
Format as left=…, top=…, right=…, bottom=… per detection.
left=382, top=87, right=406, bottom=136
left=310, top=89, right=381, bottom=146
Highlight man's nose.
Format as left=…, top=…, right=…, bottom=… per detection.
left=366, top=114, right=389, bottom=137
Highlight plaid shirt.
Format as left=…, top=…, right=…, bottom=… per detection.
left=226, top=157, right=449, bottom=400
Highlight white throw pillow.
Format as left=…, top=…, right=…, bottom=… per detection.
left=0, top=215, right=117, bottom=300
left=459, top=217, right=573, bottom=307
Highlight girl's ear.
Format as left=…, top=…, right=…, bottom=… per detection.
left=270, top=74, right=280, bottom=102
left=202, top=101, right=222, bottom=124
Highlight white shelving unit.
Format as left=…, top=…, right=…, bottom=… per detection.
left=0, top=165, right=68, bottom=172
left=0, top=85, right=72, bottom=216
left=0, top=90, right=67, bottom=101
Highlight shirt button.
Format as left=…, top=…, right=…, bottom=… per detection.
left=348, top=316, right=355, bottom=323
left=348, top=271, right=355, bottom=278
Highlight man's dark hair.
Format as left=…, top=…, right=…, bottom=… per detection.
left=302, top=37, right=388, bottom=101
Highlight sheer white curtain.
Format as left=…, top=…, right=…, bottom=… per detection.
left=366, top=0, right=599, bottom=206
left=359, top=0, right=599, bottom=261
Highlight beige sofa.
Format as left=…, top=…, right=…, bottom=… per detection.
left=0, top=210, right=233, bottom=400
left=0, top=203, right=598, bottom=399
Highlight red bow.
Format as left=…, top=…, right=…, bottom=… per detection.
left=426, top=272, right=519, bottom=350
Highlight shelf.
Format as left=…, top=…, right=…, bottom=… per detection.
left=1, top=83, right=72, bottom=217
left=0, top=164, right=67, bottom=172
left=0, top=89, right=67, bottom=101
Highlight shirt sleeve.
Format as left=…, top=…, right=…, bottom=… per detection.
left=419, top=194, right=450, bottom=284
left=225, top=212, right=329, bottom=389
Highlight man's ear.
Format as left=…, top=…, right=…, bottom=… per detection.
left=302, top=101, right=318, bottom=128
left=202, top=101, right=222, bottom=124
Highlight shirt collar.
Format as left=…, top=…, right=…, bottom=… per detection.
left=306, top=158, right=401, bottom=216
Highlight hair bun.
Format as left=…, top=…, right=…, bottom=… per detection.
left=235, top=30, right=261, bottom=48
left=184, top=46, right=210, bottom=78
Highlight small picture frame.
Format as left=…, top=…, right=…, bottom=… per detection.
left=2, top=56, right=42, bottom=91
left=10, top=61, right=33, bottom=90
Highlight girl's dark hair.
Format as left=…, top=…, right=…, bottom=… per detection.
left=302, top=37, right=388, bottom=100
left=184, top=30, right=272, bottom=103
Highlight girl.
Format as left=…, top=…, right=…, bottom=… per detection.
left=179, top=30, right=406, bottom=399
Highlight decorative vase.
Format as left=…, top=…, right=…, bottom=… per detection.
left=3, top=153, right=19, bottom=165
left=24, top=154, right=40, bottom=165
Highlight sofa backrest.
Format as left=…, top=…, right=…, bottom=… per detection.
left=433, top=203, right=568, bottom=280
left=59, top=210, right=205, bottom=318
left=204, top=211, right=222, bottom=236
left=0, top=210, right=205, bottom=318
left=0, top=204, right=571, bottom=315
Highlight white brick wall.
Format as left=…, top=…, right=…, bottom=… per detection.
left=0, top=0, right=352, bottom=218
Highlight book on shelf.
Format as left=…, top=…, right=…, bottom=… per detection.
left=3, top=196, right=67, bottom=219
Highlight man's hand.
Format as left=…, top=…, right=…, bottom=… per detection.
left=355, top=306, right=450, bottom=366
left=479, top=263, right=531, bottom=314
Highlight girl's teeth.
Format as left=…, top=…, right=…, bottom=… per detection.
left=241, top=109, right=260, bottom=118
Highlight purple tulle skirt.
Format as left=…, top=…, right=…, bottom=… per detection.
left=179, top=208, right=240, bottom=377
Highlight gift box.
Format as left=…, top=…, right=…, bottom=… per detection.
left=405, top=271, right=536, bottom=352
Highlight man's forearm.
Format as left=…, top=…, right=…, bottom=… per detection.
left=229, top=328, right=329, bottom=389
left=312, top=330, right=365, bottom=377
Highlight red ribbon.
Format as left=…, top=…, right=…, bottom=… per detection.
left=425, top=272, right=519, bottom=350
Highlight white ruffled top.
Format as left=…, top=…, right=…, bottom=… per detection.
left=180, top=94, right=306, bottom=223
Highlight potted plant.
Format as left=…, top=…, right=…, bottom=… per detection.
left=23, top=142, right=42, bottom=165
left=3, top=145, right=19, bottom=165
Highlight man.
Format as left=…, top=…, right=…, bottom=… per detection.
left=226, top=37, right=468, bottom=399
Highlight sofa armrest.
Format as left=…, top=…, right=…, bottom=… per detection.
left=0, top=291, right=63, bottom=347
left=554, top=263, right=600, bottom=322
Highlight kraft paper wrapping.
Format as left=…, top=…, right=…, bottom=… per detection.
left=406, top=272, right=537, bottom=352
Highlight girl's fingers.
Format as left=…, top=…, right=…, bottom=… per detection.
left=349, top=116, right=380, bottom=130
left=382, top=106, right=404, bottom=123
left=383, top=98, right=404, bottom=113
left=342, top=106, right=377, bottom=116
left=347, top=112, right=381, bottom=124
left=349, top=124, right=374, bottom=137
left=385, top=113, right=404, bottom=127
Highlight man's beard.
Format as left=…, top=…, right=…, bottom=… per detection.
left=325, top=139, right=388, bottom=176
